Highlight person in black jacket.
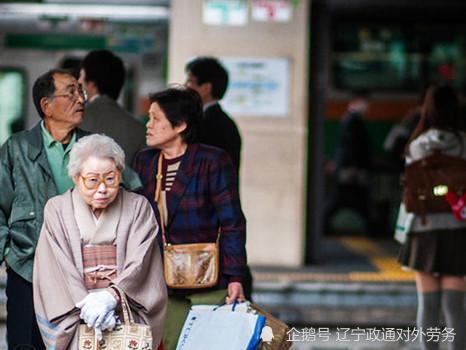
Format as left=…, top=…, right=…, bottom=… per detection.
left=324, top=93, right=372, bottom=235
left=185, top=57, right=254, bottom=299
left=185, top=56, right=241, bottom=173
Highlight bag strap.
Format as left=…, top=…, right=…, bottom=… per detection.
left=110, top=284, right=135, bottom=325
left=154, top=152, right=168, bottom=246
left=154, top=152, right=221, bottom=247
left=93, top=285, right=134, bottom=349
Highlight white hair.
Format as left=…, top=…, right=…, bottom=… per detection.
left=68, top=134, right=125, bottom=177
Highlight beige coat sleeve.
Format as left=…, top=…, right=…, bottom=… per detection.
left=112, top=193, right=167, bottom=349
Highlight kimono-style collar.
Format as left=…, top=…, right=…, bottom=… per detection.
left=71, top=188, right=122, bottom=245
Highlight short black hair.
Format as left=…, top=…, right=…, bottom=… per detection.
left=81, top=50, right=125, bottom=100
left=149, top=87, right=202, bottom=143
left=58, top=56, right=82, bottom=79
left=185, top=56, right=229, bottom=100
left=32, top=68, right=71, bottom=119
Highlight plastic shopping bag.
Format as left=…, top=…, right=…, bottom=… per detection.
left=394, top=202, right=414, bottom=243
left=176, top=303, right=266, bottom=350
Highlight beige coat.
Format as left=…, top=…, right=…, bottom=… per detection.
left=33, top=189, right=167, bottom=349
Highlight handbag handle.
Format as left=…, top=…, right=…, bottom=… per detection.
left=92, top=285, right=134, bottom=349
left=154, top=152, right=221, bottom=246
left=110, top=284, right=135, bottom=325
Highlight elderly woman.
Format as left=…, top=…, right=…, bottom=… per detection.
left=33, top=134, right=167, bottom=349
left=133, top=87, right=247, bottom=350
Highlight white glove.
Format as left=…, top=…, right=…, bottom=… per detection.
left=76, top=290, right=117, bottom=329
left=94, top=310, right=117, bottom=341
left=100, top=310, right=117, bottom=331
left=95, top=327, right=103, bottom=341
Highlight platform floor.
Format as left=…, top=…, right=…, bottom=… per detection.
left=250, top=237, right=418, bottom=328
left=253, top=236, right=413, bottom=283
left=251, top=237, right=456, bottom=349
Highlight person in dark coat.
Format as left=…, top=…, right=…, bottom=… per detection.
left=324, top=93, right=372, bottom=235
left=185, top=56, right=241, bottom=173
left=185, top=57, right=254, bottom=299
left=78, top=50, right=146, bottom=165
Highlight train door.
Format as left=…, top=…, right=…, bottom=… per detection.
left=306, top=0, right=466, bottom=261
left=0, top=67, right=27, bottom=145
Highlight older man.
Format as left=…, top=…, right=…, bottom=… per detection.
left=0, top=69, right=87, bottom=349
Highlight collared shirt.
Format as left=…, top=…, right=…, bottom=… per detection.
left=203, top=100, right=218, bottom=112
left=40, top=121, right=76, bottom=194
left=88, top=93, right=100, bottom=103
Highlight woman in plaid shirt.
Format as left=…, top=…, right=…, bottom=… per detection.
left=133, top=87, right=247, bottom=350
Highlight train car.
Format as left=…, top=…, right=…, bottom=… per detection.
left=307, top=0, right=466, bottom=248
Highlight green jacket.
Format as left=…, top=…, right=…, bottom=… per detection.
left=0, top=123, right=142, bottom=282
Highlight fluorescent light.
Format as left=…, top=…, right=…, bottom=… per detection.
left=0, top=3, right=169, bottom=21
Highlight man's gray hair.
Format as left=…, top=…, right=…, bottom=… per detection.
left=68, top=134, right=125, bottom=177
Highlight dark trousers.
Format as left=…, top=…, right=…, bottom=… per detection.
left=243, top=265, right=253, bottom=301
left=324, top=183, right=371, bottom=235
left=6, top=268, right=45, bottom=350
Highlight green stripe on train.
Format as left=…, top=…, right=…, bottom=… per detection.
left=5, top=33, right=106, bottom=50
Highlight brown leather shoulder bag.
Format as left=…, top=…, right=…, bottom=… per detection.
left=155, top=153, right=219, bottom=289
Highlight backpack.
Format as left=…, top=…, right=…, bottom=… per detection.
left=402, top=152, right=466, bottom=219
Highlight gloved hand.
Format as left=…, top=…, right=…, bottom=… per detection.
left=100, top=310, right=117, bottom=331
left=95, top=327, right=103, bottom=341
left=94, top=310, right=117, bottom=341
left=76, top=290, right=117, bottom=329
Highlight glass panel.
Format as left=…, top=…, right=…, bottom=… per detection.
left=0, top=69, right=26, bottom=145
left=332, top=23, right=466, bottom=92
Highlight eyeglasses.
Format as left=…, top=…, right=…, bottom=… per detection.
left=79, top=171, right=120, bottom=190
left=50, top=85, right=88, bottom=102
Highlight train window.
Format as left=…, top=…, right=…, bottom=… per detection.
left=332, top=23, right=466, bottom=91
left=0, top=68, right=26, bottom=146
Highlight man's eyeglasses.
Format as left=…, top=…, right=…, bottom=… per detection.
left=79, top=171, right=121, bottom=190
left=50, top=85, right=88, bottom=102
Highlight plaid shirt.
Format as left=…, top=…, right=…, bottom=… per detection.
left=133, top=143, right=247, bottom=289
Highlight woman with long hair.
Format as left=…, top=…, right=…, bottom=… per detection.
left=399, top=84, right=466, bottom=350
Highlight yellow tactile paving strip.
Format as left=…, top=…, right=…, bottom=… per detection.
left=254, top=237, right=414, bottom=283
left=341, top=237, right=414, bottom=282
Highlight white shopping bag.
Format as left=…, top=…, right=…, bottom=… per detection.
left=176, top=303, right=266, bottom=350
left=394, top=202, right=414, bottom=243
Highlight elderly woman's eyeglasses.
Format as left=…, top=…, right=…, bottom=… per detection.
left=80, top=171, right=120, bottom=190
left=51, top=85, right=88, bottom=102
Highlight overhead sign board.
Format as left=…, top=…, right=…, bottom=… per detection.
left=203, top=0, right=248, bottom=26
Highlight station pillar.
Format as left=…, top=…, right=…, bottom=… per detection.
left=168, top=0, right=310, bottom=266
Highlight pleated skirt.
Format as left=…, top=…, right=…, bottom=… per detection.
left=398, top=228, right=466, bottom=276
